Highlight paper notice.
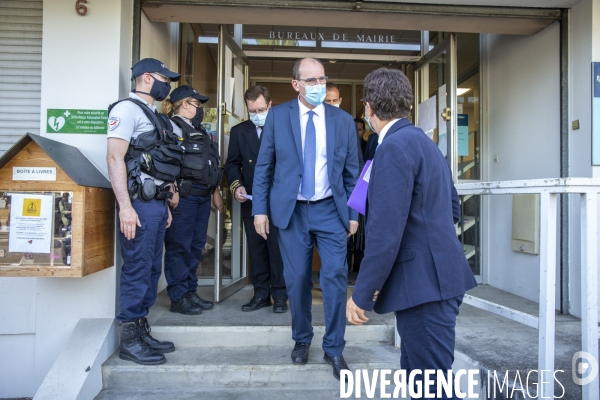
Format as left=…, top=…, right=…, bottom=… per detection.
left=417, top=95, right=437, bottom=134
left=9, top=193, right=53, bottom=253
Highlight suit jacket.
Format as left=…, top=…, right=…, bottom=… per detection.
left=225, top=119, right=261, bottom=218
left=252, top=99, right=360, bottom=230
left=352, top=119, right=477, bottom=314
left=364, top=133, right=379, bottom=161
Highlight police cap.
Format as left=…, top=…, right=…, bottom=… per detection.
left=131, top=58, right=181, bottom=81
left=169, top=85, right=209, bottom=104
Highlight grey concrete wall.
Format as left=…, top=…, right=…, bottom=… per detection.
left=482, top=22, right=561, bottom=304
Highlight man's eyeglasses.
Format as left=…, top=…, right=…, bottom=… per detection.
left=150, top=73, right=171, bottom=84
left=297, top=76, right=328, bottom=86
left=186, top=100, right=201, bottom=108
left=248, top=108, right=268, bottom=115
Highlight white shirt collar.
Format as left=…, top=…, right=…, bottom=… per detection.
left=377, top=118, right=402, bottom=145
left=298, top=97, right=324, bottom=118
left=129, top=92, right=157, bottom=111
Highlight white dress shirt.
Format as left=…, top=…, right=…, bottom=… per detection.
left=377, top=118, right=402, bottom=146
left=297, top=99, right=331, bottom=200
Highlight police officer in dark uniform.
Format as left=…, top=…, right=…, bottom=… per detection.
left=107, top=58, right=182, bottom=365
left=225, top=86, right=287, bottom=313
left=162, top=85, right=223, bottom=315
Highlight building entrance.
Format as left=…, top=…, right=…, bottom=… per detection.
left=176, top=22, right=483, bottom=301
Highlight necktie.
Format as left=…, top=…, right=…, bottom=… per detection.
left=257, top=127, right=262, bottom=139
left=301, top=110, right=316, bottom=199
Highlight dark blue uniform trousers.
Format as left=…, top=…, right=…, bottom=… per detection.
left=395, top=295, right=463, bottom=400
left=164, top=189, right=212, bottom=301
left=116, top=198, right=168, bottom=322
left=277, top=198, right=348, bottom=357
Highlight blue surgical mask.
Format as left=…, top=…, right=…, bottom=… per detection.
left=365, top=114, right=377, bottom=133
left=301, top=83, right=326, bottom=106
left=250, top=111, right=268, bottom=127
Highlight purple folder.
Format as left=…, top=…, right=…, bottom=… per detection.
left=347, top=160, right=372, bottom=215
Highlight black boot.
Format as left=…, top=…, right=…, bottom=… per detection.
left=139, top=317, right=175, bottom=353
left=119, top=320, right=166, bottom=365
left=170, top=294, right=202, bottom=315
left=187, top=291, right=214, bottom=310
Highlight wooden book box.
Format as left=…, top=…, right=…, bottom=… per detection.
left=0, top=133, right=114, bottom=277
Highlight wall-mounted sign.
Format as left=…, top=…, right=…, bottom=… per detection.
left=593, top=62, right=600, bottom=165
left=13, top=167, right=57, bottom=181
left=269, top=31, right=398, bottom=43
left=46, top=109, right=107, bottom=134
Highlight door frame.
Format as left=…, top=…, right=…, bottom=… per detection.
left=214, top=25, right=250, bottom=302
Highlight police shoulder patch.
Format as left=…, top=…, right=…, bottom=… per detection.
left=108, top=116, right=120, bottom=131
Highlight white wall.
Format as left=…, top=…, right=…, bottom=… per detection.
left=0, top=0, right=134, bottom=397
left=483, top=22, right=561, bottom=304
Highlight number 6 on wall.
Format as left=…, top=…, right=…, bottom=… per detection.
left=76, top=0, right=87, bottom=16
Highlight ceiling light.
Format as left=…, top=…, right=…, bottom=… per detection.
left=457, top=88, right=471, bottom=96
left=329, top=60, right=337, bottom=63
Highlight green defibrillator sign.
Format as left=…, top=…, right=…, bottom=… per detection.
left=46, top=109, right=108, bottom=134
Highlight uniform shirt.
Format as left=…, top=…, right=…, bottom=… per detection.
left=107, top=92, right=163, bottom=184
left=297, top=99, right=331, bottom=201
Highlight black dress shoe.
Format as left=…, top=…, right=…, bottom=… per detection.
left=170, top=294, right=202, bottom=315
left=241, top=297, right=272, bottom=312
left=139, top=317, right=175, bottom=353
left=187, top=291, right=214, bottom=310
left=291, top=342, right=310, bottom=365
left=273, top=299, right=288, bottom=313
left=324, top=353, right=350, bottom=381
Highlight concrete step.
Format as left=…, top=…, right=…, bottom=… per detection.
left=96, top=386, right=407, bottom=400
left=148, top=323, right=395, bottom=347
left=102, top=344, right=400, bottom=391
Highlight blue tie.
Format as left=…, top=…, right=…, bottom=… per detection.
left=301, top=110, right=316, bottom=199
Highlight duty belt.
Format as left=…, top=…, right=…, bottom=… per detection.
left=188, top=186, right=211, bottom=197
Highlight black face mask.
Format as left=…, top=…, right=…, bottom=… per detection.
left=149, top=78, right=171, bottom=101
left=191, top=105, right=204, bottom=128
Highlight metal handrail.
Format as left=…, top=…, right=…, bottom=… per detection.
left=455, top=178, right=600, bottom=400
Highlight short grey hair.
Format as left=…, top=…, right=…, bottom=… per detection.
left=363, top=68, right=413, bottom=120
left=293, top=58, right=325, bottom=80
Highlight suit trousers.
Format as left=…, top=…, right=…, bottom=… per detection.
left=164, top=190, right=212, bottom=301
left=243, top=216, right=287, bottom=301
left=116, top=198, right=168, bottom=322
left=395, top=295, right=464, bottom=400
left=277, top=198, right=348, bottom=357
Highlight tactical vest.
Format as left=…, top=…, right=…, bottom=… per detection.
left=171, top=116, right=222, bottom=189
left=108, top=98, right=184, bottom=184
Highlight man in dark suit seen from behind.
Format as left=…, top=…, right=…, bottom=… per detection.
left=347, top=68, right=477, bottom=398
left=225, top=86, right=288, bottom=313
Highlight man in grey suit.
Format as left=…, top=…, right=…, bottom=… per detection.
left=252, top=58, right=359, bottom=381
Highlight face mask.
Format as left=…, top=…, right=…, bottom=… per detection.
left=365, top=114, right=377, bottom=134
left=149, top=77, right=171, bottom=101
left=250, top=111, right=268, bottom=127
left=300, top=83, right=326, bottom=106
left=191, top=105, right=204, bottom=127
left=331, top=103, right=340, bottom=108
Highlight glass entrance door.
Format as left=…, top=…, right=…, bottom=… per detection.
left=413, top=34, right=481, bottom=281
left=214, top=26, right=250, bottom=302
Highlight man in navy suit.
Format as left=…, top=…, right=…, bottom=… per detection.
left=347, top=68, right=477, bottom=398
left=253, top=58, right=359, bottom=381
left=225, top=86, right=287, bottom=313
